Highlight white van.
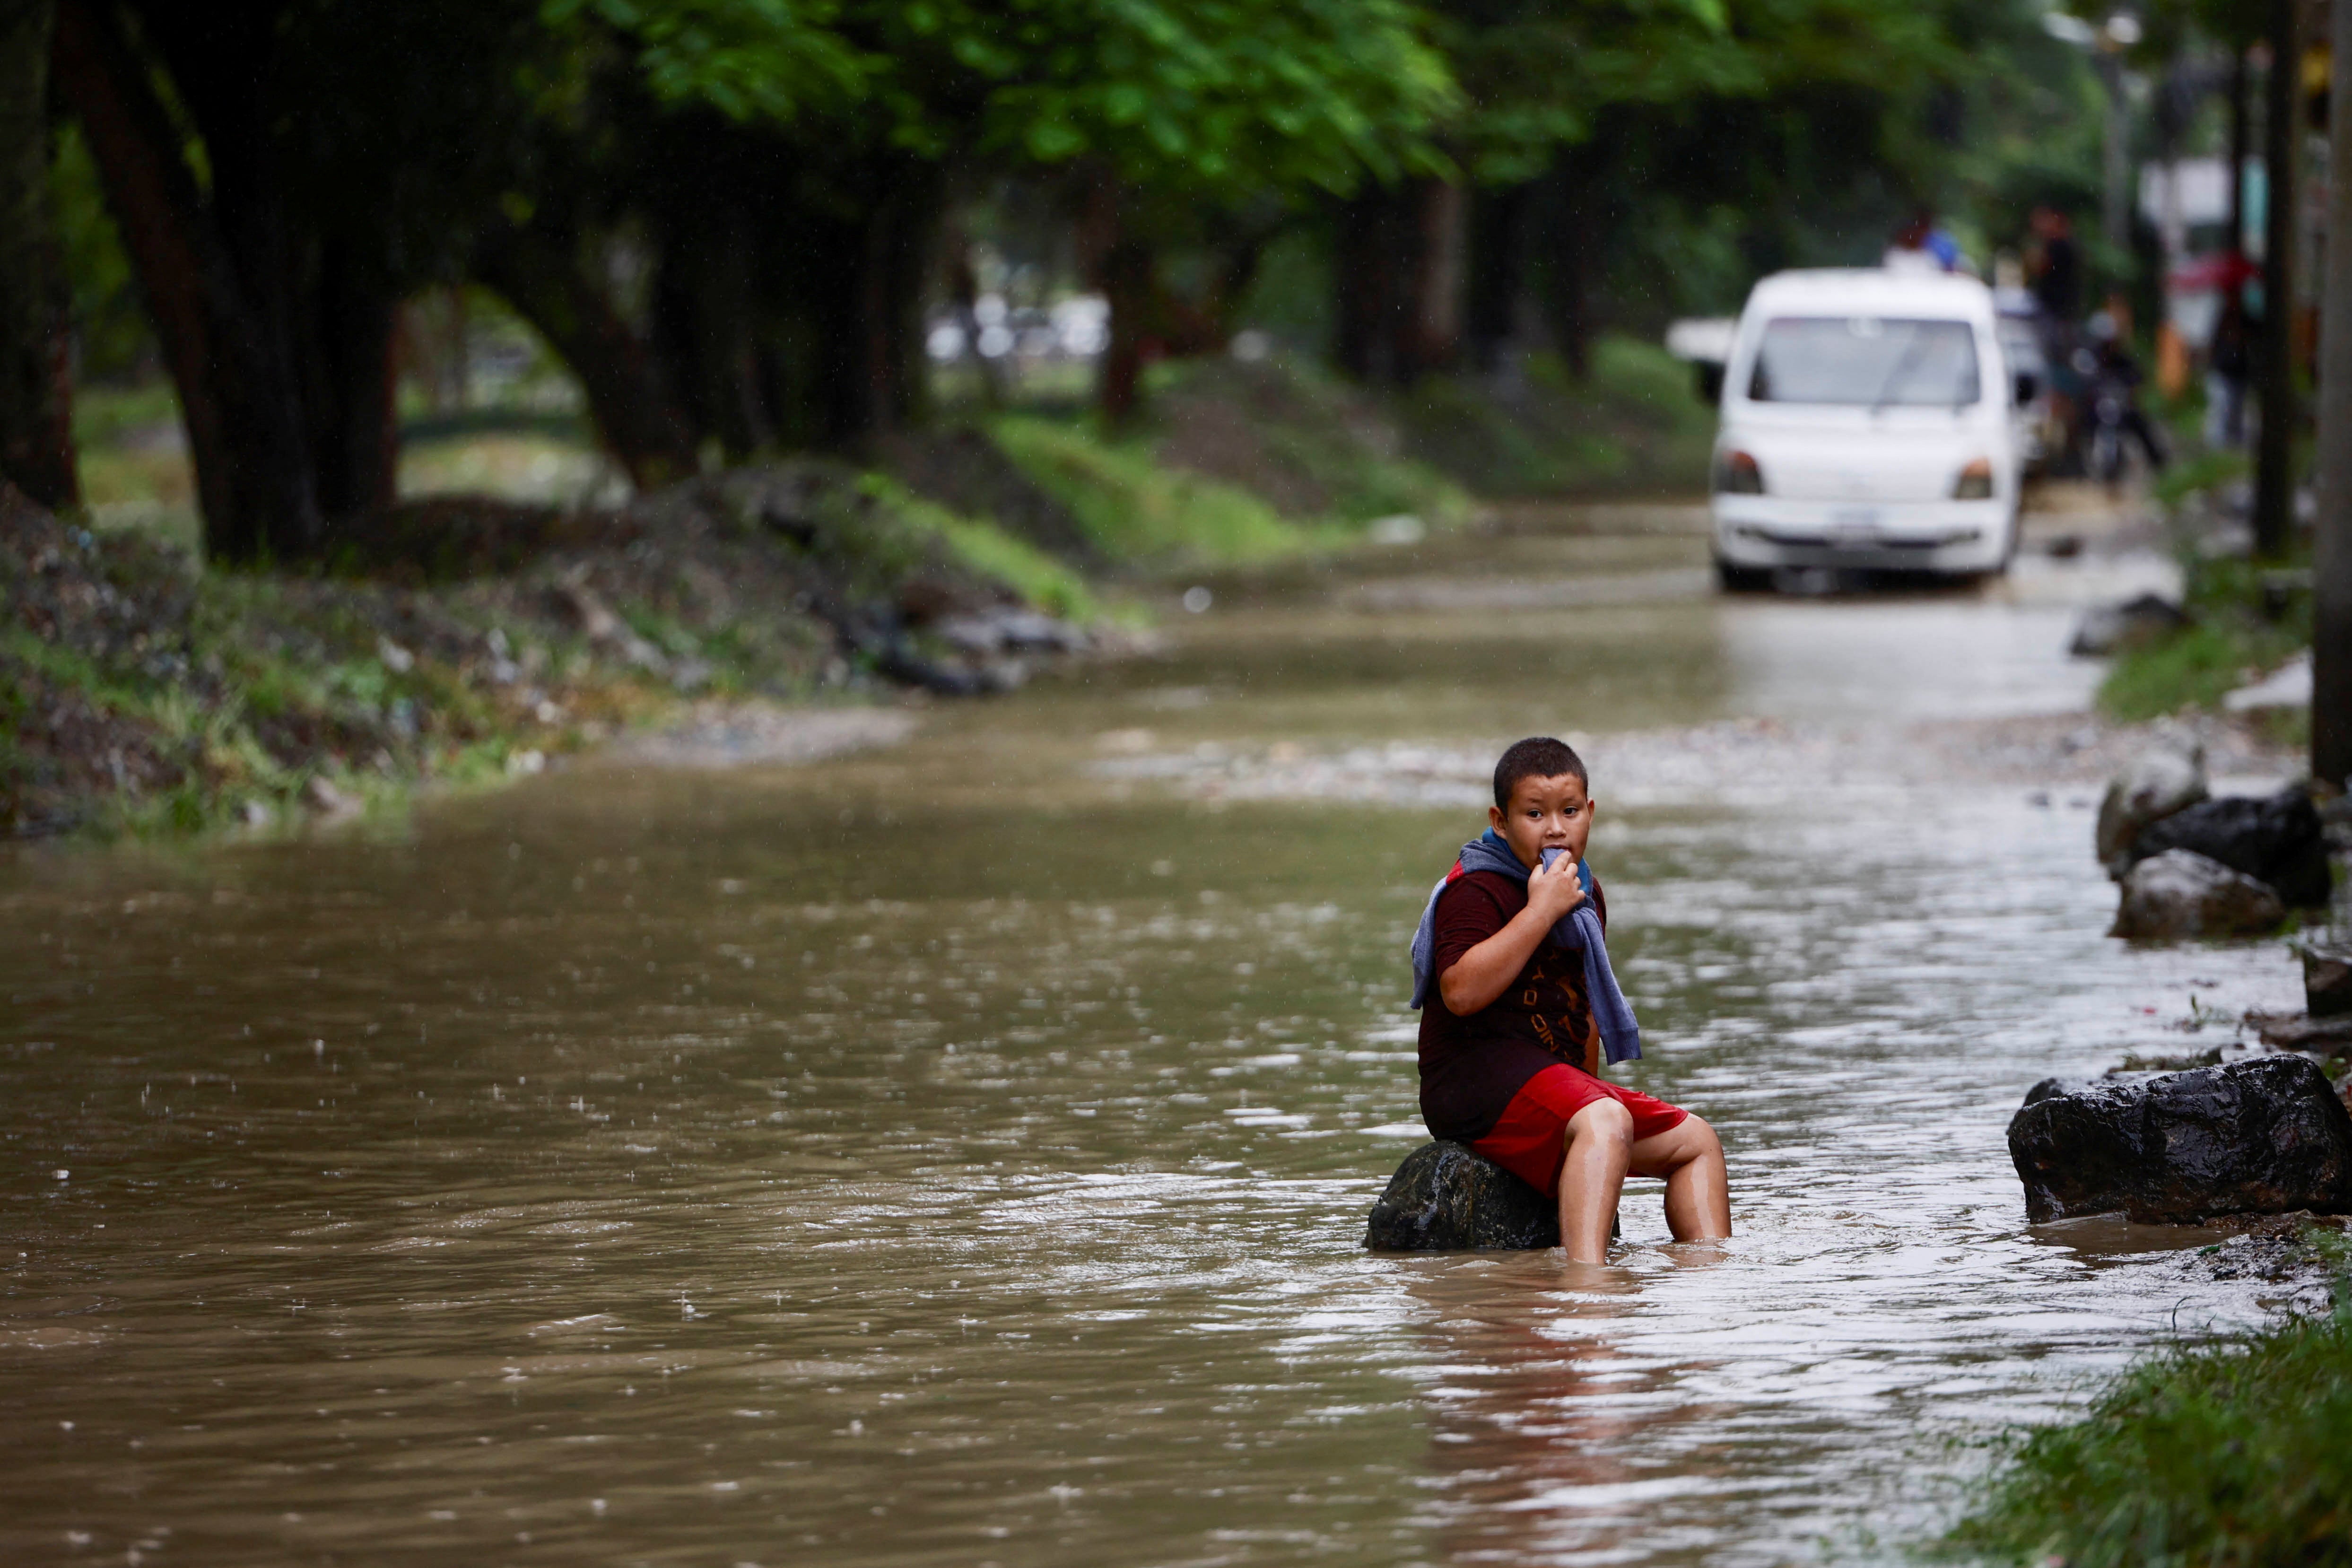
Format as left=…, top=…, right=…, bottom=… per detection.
left=1709, top=269, right=2021, bottom=587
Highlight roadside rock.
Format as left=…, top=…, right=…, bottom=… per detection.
left=2095, top=734, right=2207, bottom=875
left=2127, top=786, right=2332, bottom=907
left=2021, top=1076, right=2101, bottom=1106
left=2112, top=848, right=2286, bottom=939
left=300, top=775, right=361, bottom=819
left=2069, top=592, right=2188, bottom=657
left=2008, top=1056, right=2352, bottom=1223
left=2247, top=1009, right=2352, bottom=1054
left=931, top=607, right=1090, bottom=657
left=2305, top=935, right=2352, bottom=1018
left=1364, top=1141, right=1559, bottom=1251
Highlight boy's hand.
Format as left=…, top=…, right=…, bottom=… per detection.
left=1526, top=853, right=1587, bottom=922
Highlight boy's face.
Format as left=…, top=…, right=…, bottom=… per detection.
left=1488, top=773, right=1594, bottom=871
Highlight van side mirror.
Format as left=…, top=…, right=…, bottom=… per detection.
left=2012, top=371, right=2038, bottom=406
left=1696, top=362, right=1725, bottom=403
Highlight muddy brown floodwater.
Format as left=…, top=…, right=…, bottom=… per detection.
left=0, top=504, right=2310, bottom=1567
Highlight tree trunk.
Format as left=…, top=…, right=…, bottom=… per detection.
left=52, top=0, right=321, bottom=562
left=1334, top=189, right=1398, bottom=382
left=1333, top=179, right=1462, bottom=386
left=862, top=167, right=938, bottom=441
left=1095, top=235, right=1154, bottom=424
left=1399, top=178, right=1463, bottom=377
left=653, top=211, right=772, bottom=459
left=942, top=218, right=1004, bottom=409
left=1463, top=183, right=1529, bottom=375
left=1533, top=156, right=1600, bottom=380
left=2315, top=0, right=2352, bottom=786
left=2255, top=0, right=2301, bottom=561
left=474, top=222, right=699, bottom=489
left=0, top=0, right=76, bottom=511
left=300, top=236, right=395, bottom=520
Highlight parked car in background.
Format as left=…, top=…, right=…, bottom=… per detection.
left=1708, top=269, right=2021, bottom=589
left=1992, top=286, right=2056, bottom=476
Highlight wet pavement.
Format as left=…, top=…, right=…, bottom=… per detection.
left=0, top=498, right=2309, bottom=1566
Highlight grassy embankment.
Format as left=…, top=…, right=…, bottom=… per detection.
left=2096, top=447, right=2312, bottom=745
left=1947, top=1235, right=2352, bottom=1565
left=12, top=336, right=1704, bottom=842
left=1, top=465, right=1089, bottom=840
left=984, top=338, right=1711, bottom=566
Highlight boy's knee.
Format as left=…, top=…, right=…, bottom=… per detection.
left=1571, top=1098, right=1635, bottom=1148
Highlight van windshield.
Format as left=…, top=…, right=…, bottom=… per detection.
left=1747, top=316, right=1980, bottom=407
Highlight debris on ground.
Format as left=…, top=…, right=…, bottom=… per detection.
left=2169, top=1212, right=2352, bottom=1313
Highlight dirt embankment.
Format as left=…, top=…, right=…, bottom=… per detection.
left=1, top=464, right=1097, bottom=840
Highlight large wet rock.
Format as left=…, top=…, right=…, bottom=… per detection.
left=2095, top=735, right=2207, bottom=875
left=2008, top=1056, right=2352, bottom=1223
left=1364, top=1141, right=1559, bottom=1251
left=2111, top=848, right=2285, bottom=939
left=2126, top=785, right=2332, bottom=907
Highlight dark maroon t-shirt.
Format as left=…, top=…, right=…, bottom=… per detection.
left=1416, top=870, right=1608, bottom=1142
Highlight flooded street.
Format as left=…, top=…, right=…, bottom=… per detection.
left=0, top=504, right=2309, bottom=1567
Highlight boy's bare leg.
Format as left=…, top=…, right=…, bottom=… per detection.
left=1629, top=1115, right=1732, bottom=1242
left=1558, top=1099, right=1634, bottom=1263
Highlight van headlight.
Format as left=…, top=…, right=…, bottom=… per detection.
left=1952, top=458, right=1995, bottom=500
left=1713, top=450, right=1764, bottom=495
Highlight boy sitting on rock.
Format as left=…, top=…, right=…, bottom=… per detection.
left=1411, top=737, right=1731, bottom=1263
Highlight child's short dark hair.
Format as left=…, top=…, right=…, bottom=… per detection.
left=1492, top=736, right=1588, bottom=808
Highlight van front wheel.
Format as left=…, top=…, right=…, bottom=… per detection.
left=1714, top=557, right=1773, bottom=594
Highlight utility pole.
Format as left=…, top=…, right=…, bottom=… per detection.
left=2317, top=0, right=2352, bottom=786
left=2098, top=49, right=2132, bottom=255
left=2255, top=0, right=2302, bottom=560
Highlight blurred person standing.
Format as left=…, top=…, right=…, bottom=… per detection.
left=2027, top=206, right=2082, bottom=322
left=2206, top=287, right=2252, bottom=448
left=1884, top=210, right=1941, bottom=273
left=2028, top=206, right=2085, bottom=465
left=1884, top=208, right=1975, bottom=275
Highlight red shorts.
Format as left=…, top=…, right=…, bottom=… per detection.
left=1470, top=1064, right=1690, bottom=1200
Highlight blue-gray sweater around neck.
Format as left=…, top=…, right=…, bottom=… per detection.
left=1407, top=829, right=1643, bottom=1065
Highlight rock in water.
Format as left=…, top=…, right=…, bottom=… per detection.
left=1364, top=1141, right=1559, bottom=1250
left=2306, top=936, right=2352, bottom=1019
left=2111, top=848, right=2285, bottom=939
left=2127, top=785, right=2333, bottom=907
left=2008, top=1056, right=2352, bottom=1223
left=2069, top=592, right=2188, bottom=658
left=2095, top=735, right=2207, bottom=875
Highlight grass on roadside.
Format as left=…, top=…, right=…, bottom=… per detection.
left=1395, top=336, right=1718, bottom=497
left=2149, top=445, right=2249, bottom=512
left=860, top=476, right=1099, bottom=622
left=988, top=413, right=1338, bottom=566
left=1947, top=1256, right=2352, bottom=1567
left=2099, top=551, right=2310, bottom=744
